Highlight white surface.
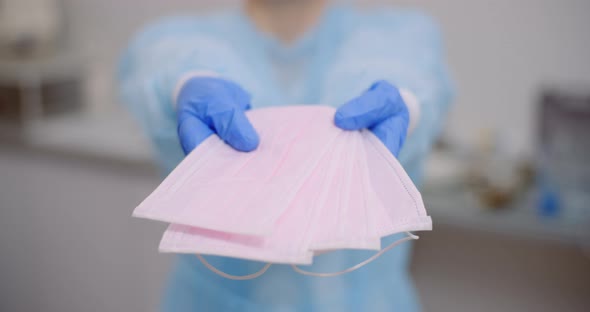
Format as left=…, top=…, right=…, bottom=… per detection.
left=24, top=110, right=153, bottom=165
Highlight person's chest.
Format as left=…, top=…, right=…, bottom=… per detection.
left=218, top=12, right=348, bottom=106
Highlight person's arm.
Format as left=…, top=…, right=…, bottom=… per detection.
left=117, top=17, right=261, bottom=170
left=321, top=10, right=454, bottom=182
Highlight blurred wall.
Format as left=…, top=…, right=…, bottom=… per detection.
left=63, top=0, right=590, bottom=155
left=0, top=151, right=167, bottom=312
left=396, top=0, right=590, bottom=155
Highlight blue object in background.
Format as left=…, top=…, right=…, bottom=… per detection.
left=536, top=89, right=590, bottom=221
left=118, top=4, right=453, bottom=312
left=537, top=181, right=561, bottom=218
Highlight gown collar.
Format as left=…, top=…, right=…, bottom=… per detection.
left=233, top=5, right=340, bottom=61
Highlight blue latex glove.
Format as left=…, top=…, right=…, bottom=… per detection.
left=176, top=77, right=260, bottom=154
left=334, top=80, right=410, bottom=157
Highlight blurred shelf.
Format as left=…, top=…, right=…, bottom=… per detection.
left=1, top=109, right=156, bottom=170
left=420, top=150, right=589, bottom=246
left=0, top=49, right=83, bottom=82
left=423, top=186, right=586, bottom=246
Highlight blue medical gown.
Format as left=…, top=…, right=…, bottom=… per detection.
left=119, top=5, right=453, bottom=312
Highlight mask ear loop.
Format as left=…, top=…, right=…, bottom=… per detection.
left=196, top=255, right=272, bottom=280
left=291, top=232, right=419, bottom=277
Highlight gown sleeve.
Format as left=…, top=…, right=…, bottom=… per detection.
left=117, top=16, right=260, bottom=172
left=320, top=10, right=455, bottom=184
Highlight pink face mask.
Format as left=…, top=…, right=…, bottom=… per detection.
left=134, top=106, right=341, bottom=236
left=307, top=132, right=381, bottom=252
left=134, top=106, right=432, bottom=279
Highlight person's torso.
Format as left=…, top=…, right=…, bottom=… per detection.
left=160, top=7, right=424, bottom=312
left=207, top=7, right=353, bottom=106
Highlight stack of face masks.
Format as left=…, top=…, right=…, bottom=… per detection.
left=133, top=106, right=432, bottom=279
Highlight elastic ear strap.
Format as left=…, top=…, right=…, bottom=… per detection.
left=291, top=232, right=419, bottom=277
left=196, top=254, right=272, bottom=280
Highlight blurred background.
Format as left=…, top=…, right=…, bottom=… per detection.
left=0, top=0, right=589, bottom=311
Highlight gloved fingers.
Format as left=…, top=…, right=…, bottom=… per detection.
left=370, top=115, right=409, bottom=158
left=178, top=77, right=252, bottom=111
left=334, top=80, right=405, bottom=130
left=208, top=107, right=260, bottom=152
left=223, top=79, right=253, bottom=111
left=334, top=92, right=388, bottom=130
left=177, top=114, right=215, bottom=155
left=176, top=76, right=258, bottom=152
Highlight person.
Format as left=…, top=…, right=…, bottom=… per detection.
left=118, top=0, right=453, bottom=311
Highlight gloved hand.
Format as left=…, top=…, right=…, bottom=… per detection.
left=334, top=80, right=410, bottom=157
left=176, top=76, right=260, bottom=154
